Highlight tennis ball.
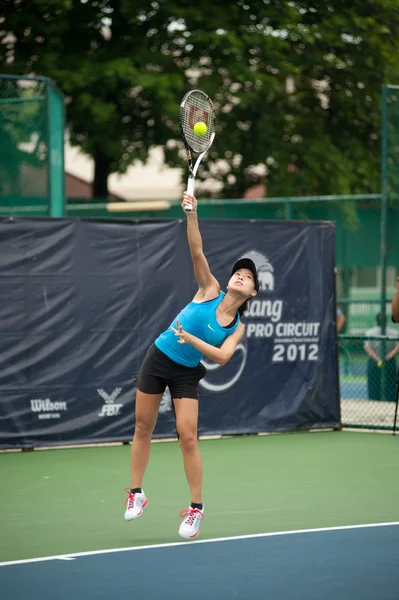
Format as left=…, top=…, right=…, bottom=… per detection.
left=377, top=360, right=382, bottom=368
left=194, top=121, right=207, bottom=135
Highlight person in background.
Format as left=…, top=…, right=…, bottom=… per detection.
left=336, top=307, right=345, bottom=332
left=392, top=276, right=399, bottom=323
left=364, top=313, right=399, bottom=401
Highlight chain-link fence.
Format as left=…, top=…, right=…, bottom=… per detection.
left=0, top=77, right=48, bottom=208
left=0, top=74, right=64, bottom=216
left=339, top=335, right=399, bottom=431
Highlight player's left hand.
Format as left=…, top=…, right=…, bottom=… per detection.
left=171, top=320, right=190, bottom=344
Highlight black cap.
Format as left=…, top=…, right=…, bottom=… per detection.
left=231, top=258, right=259, bottom=292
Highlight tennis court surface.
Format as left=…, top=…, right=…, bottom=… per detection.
left=1, top=431, right=398, bottom=599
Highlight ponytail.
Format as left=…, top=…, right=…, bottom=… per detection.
left=238, top=300, right=249, bottom=318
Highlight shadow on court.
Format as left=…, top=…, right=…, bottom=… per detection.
left=1, top=524, right=398, bottom=600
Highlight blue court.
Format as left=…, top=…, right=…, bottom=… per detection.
left=1, top=523, right=398, bottom=600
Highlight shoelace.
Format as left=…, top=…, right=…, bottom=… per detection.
left=180, top=508, right=204, bottom=526
left=124, top=488, right=139, bottom=509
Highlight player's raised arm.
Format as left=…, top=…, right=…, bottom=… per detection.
left=182, top=192, right=220, bottom=296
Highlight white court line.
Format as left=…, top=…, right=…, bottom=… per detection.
left=1, top=521, right=398, bottom=567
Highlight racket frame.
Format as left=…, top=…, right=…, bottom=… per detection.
left=179, top=89, right=216, bottom=210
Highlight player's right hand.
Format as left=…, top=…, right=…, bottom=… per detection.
left=182, top=192, right=197, bottom=214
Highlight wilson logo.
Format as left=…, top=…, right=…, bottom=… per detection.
left=30, top=399, right=67, bottom=412
left=188, top=104, right=209, bottom=128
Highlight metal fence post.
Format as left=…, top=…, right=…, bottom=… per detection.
left=380, top=85, right=388, bottom=399
left=284, top=200, right=292, bottom=219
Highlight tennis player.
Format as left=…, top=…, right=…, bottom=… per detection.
left=124, top=191, right=259, bottom=539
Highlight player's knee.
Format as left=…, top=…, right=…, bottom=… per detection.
left=178, top=429, right=197, bottom=453
left=134, top=417, right=154, bottom=440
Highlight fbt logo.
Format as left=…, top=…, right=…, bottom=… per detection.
left=97, top=387, right=123, bottom=417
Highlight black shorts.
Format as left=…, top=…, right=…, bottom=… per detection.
left=136, top=344, right=207, bottom=400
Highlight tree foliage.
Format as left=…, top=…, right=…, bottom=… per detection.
left=2, top=0, right=399, bottom=198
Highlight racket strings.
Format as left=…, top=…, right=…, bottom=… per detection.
left=181, top=91, right=215, bottom=154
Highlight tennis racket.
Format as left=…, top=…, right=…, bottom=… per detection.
left=180, top=89, right=216, bottom=211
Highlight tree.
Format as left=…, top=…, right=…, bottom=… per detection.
left=1, top=0, right=188, bottom=197
left=170, top=0, right=399, bottom=198
left=2, top=0, right=399, bottom=198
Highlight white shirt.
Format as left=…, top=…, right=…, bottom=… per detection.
left=364, top=326, right=399, bottom=355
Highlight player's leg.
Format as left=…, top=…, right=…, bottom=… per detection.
left=173, top=396, right=205, bottom=539
left=174, top=397, right=202, bottom=503
left=131, top=390, right=163, bottom=488
left=124, top=389, right=163, bottom=521
left=125, top=344, right=166, bottom=522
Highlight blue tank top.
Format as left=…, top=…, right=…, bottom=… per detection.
left=155, top=291, right=241, bottom=367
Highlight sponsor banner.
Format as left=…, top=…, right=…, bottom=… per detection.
left=0, top=218, right=339, bottom=447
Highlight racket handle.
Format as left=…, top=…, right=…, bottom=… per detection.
left=185, top=175, right=195, bottom=211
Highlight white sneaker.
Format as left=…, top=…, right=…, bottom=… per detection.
left=124, top=488, right=148, bottom=521
left=178, top=506, right=204, bottom=539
